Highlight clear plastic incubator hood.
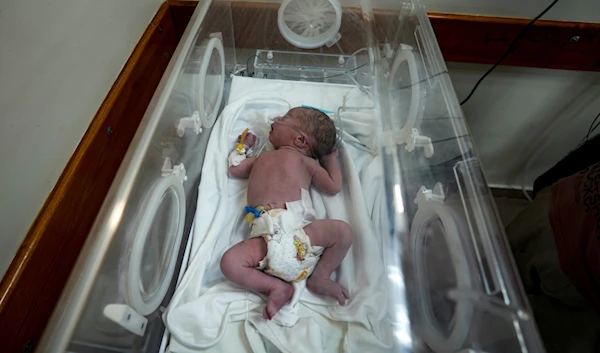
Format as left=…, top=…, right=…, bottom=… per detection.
left=39, top=0, right=544, bottom=352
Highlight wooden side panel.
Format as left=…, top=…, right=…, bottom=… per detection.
left=0, top=3, right=178, bottom=352
left=170, top=1, right=600, bottom=72
left=170, top=0, right=196, bottom=39
left=429, top=13, right=600, bottom=72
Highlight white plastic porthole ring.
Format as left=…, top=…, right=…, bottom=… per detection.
left=126, top=175, right=186, bottom=315
left=389, top=45, right=420, bottom=135
left=278, top=0, right=342, bottom=49
left=411, top=200, right=474, bottom=352
left=198, top=36, right=225, bottom=128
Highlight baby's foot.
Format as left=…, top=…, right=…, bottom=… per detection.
left=307, top=276, right=350, bottom=306
left=263, top=282, right=294, bottom=320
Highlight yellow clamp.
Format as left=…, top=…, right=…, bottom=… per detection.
left=234, top=128, right=250, bottom=155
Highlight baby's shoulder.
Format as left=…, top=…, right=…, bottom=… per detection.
left=301, top=154, right=320, bottom=170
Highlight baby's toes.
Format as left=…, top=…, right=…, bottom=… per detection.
left=263, top=306, right=271, bottom=320
left=336, top=289, right=346, bottom=306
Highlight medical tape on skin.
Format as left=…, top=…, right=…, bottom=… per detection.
left=228, top=144, right=249, bottom=167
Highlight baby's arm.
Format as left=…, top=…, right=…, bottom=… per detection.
left=229, top=157, right=256, bottom=178
left=311, top=149, right=342, bottom=195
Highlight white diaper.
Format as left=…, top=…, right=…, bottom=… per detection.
left=250, top=189, right=324, bottom=283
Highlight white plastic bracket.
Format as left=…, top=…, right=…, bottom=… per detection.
left=404, top=128, right=434, bottom=158
left=414, top=182, right=445, bottom=205
left=380, top=128, right=433, bottom=158
left=161, top=157, right=187, bottom=182
left=176, top=111, right=205, bottom=137
left=103, top=303, right=148, bottom=337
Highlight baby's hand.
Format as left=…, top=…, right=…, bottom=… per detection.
left=239, top=132, right=257, bottom=147
left=321, top=148, right=339, bottom=161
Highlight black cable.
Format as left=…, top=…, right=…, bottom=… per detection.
left=459, top=0, right=561, bottom=106
left=390, top=70, right=449, bottom=92
left=246, top=54, right=368, bottom=81
left=245, top=55, right=256, bottom=75
left=592, top=120, right=600, bottom=136
left=431, top=134, right=469, bottom=144
left=586, top=111, right=600, bottom=141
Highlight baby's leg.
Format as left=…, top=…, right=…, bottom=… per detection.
left=220, top=238, right=294, bottom=320
left=304, top=220, right=352, bottom=305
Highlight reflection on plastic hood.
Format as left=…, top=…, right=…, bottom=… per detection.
left=108, top=200, right=125, bottom=232
left=389, top=265, right=413, bottom=347
left=394, top=184, right=404, bottom=213
left=395, top=327, right=413, bottom=347
left=387, top=265, right=404, bottom=287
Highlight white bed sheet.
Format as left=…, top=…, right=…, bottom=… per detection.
left=164, top=77, right=392, bottom=352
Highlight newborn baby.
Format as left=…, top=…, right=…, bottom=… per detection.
left=220, top=107, right=352, bottom=321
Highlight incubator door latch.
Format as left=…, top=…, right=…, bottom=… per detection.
left=162, top=157, right=187, bottom=182
left=176, top=111, right=207, bottom=137
left=103, top=304, right=148, bottom=337
left=404, top=127, right=434, bottom=158
left=381, top=128, right=434, bottom=158
left=414, top=182, right=445, bottom=205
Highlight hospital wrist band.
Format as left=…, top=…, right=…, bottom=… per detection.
left=228, top=145, right=249, bottom=167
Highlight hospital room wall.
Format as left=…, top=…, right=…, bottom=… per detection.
left=448, top=63, right=600, bottom=189
left=421, top=0, right=600, bottom=189
left=417, top=0, right=600, bottom=189
left=0, top=0, right=163, bottom=279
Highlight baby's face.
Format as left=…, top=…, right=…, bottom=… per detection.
left=269, top=112, right=310, bottom=149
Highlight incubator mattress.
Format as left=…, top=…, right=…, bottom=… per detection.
left=164, top=77, right=392, bottom=352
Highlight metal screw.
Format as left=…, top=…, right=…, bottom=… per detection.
left=158, top=25, right=163, bottom=33
left=22, top=340, right=34, bottom=353
left=107, top=126, right=113, bottom=136
left=570, top=35, right=580, bottom=43
left=164, top=52, right=170, bottom=59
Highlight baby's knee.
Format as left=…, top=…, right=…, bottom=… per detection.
left=220, top=248, right=237, bottom=278
left=335, top=221, right=353, bottom=247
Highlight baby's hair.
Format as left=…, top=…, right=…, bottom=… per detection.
left=290, top=107, right=336, bottom=159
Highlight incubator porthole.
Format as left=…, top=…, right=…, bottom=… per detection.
left=389, top=59, right=411, bottom=131
left=411, top=198, right=475, bottom=352
left=123, top=173, right=186, bottom=316
left=389, top=47, right=421, bottom=135
left=421, top=216, right=458, bottom=337
left=197, top=36, right=225, bottom=129
left=139, top=188, right=179, bottom=300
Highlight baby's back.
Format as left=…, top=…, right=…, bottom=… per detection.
left=247, top=149, right=313, bottom=207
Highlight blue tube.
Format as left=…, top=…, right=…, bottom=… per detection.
left=301, top=104, right=334, bottom=115
left=245, top=206, right=261, bottom=218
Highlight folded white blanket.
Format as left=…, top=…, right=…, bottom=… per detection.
left=164, top=78, right=392, bottom=353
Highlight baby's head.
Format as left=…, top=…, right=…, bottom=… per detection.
left=269, top=107, right=336, bottom=159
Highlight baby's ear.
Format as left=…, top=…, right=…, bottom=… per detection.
left=296, top=135, right=308, bottom=147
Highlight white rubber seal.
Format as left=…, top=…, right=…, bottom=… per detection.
left=411, top=198, right=474, bottom=352
left=389, top=45, right=420, bottom=134
left=278, top=0, right=342, bottom=49
left=125, top=174, right=186, bottom=315
left=197, top=36, right=225, bottom=128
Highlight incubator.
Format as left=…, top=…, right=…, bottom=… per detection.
left=39, top=0, right=544, bottom=352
